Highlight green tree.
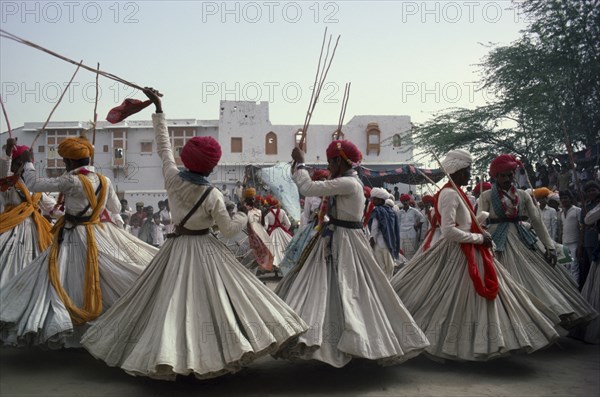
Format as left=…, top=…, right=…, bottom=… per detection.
left=414, top=0, right=599, bottom=171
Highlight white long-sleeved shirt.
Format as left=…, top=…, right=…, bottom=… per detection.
left=22, top=163, right=120, bottom=220
left=559, top=206, right=581, bottom=245
left=293, top=169, right=364, bottom=222
left=1, top=156, right=57, bottom=214
left=396, top=207, right=425, bottom=239
left=479, top=187, right=554, bottom=250
left=153, top=113, right=247, bottom=238
left=438, top=188, right=484, bottom=244
left=540, top=205, right=558, bottom=241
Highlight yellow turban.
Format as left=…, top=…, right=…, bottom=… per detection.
left=58, top=137, right=94, bottom=160
left=534, top=187, right=552, bottom=199
left=243, top=187, right=256, bottom=198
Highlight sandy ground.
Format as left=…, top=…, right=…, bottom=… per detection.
left=1, top=277, right=598, bottom=396
left=0, top=335, right=598, bottom=397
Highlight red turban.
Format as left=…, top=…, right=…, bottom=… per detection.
left=473, top=182, right=492, bottom=195
left=489, top=154, right=522, bottom=178
left=422, top=194, right=434, bottom=204
left=312, top=169, right=330, bottom=181
left=180, top=136, right=222, bottom=173
left=106, top=99, right=152, bottom=124
left=11, top=145, right=31, bottom=160
left=266, top=195, right=279, bottom=206
left=326, top=140, right=362, bottom=165
left=400, top=193, right=412, bottom=202
left=363, top=186, right=372, bottom=198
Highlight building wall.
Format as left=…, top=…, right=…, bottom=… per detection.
left=2, top=101, right=414, bottom=208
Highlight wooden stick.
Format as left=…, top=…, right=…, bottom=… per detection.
left=0, top=29, right=162, bottom=97
left=300, top=28, right=328, bottom=142
left=91, top=62, right=100, bottom=165
left=298, top=30, right=341, bottom=149
left=418, top=172, right=437, bottom=196
left=431, top=151, right=485, bottom=233
left=0, top=95, right=12, bottom=139
left=521, top=164, right=539, bottom=206
left=417, top=169, right=440, bottom=192
left=31, top=61, right=83, bottom=147
left=332, top=83, right=351, bottom=140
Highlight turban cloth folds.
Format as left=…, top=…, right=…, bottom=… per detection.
left=58, top=137, right=94, bottom=160
left=180, top=136, right=222, bottom=173
left=489, top=154, right=522, bottom=178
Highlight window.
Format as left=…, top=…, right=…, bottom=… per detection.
left=141, top=142, right=153, bottom=154
left=393, top=134, right=401, bottom=147
left=46, top=129, right=77, bottom=169
left=366, top=122, right=381, bottom=156
left=103, top=145, right=109, bottom=153
left=265, top=132, right=277, bottom=155
left=294, top=130, right=306, bottom=152
left=231, top=137, right=242, bottom=153
left=38, top=146, right=45, bottom=153
left=169, top=128, right=195, bottom=166
left=113, top=130, right=127, bottom=166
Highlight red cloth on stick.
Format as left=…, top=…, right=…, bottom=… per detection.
left=106, top=99, right=152, bottom=124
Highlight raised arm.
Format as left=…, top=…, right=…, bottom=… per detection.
left=293, top=169, right=356, bottom=197
left=145, top=88, right=179, bottom=185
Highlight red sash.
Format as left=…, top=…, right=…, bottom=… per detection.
left=433, top=183, right=498, bottom=300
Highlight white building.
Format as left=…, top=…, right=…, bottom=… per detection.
left=2, top=100, right=414, bottom=208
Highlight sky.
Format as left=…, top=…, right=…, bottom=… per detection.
left=0, top=0, right=528, bottom=144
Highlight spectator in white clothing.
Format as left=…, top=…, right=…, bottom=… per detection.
left=535, top=187, right=558, bottom=241
left=558, top=190, right=581, bottom=284
left=159, top=199, right=174, bottom=235
left=397, top=193, right=425, bottom=260
left=151, top=213, right=166, bottom=247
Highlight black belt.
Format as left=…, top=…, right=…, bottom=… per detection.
left=59, top=213, right=93, bottom=244
left=64, top=213, right=92, bottom=224
left=328, top=217, right=363, bottom=229
left=488, top=216, right=528, bottom=224
left=166, top=226, right=210, bottom=238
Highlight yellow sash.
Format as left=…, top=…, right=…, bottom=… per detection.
left=48, top=173, right=108, bottom=325
left=0, top=180, right=52, bottom=252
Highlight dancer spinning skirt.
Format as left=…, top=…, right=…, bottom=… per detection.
left=478, top=154, right=597, bottom=328
left=275, top=140, right=429, bottom=368
left=0, top=137, right=157, bottom=349
left=392, top=150, right=560, bottom=361
left=281, top=170, right=330, bottom=276
left=264, top=196, right=292, bottom=270
left=576, top=183, right=600, bottom=344
left=244, top=189, right=275, bottom=273
left=82, top=91, right=307, bottom=381
left=0, top=143, right=55, bottom=288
